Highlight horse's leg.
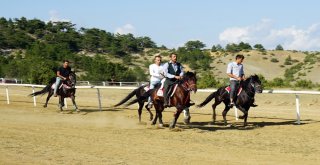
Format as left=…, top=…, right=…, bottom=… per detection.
left=44, top=90, right=53, bottom=108
left=158, top=105, right=164, bottom=127
left=137, top=101, right=144, bottom=122
left=151, top=105, right=159, bottom=125
left=169, top=108, right=183, bottom=129
left=59, top=96, right=64, bottom=112
left=222, top=102, right=231, bottom=126
left=237, top=106, right=248, bottom=126
left=71, top=95, right=79, bottom=112
left=144, top=104, right=154, bottom=121
left=211, top=100, right=222, bottom=124
left=183, top=107, right=191, bottom=125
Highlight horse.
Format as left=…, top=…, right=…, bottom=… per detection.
left=126, top=71, right=197, bottom=129
left=113, top=85, right=154, bottom=122
left=29, top=72, right=78, bottom=112
left=197, top=75, right=263, bottom=126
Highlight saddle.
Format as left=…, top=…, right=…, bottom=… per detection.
left=51, top=83, right=72, bottom=90
left=225, top=86, right=242, bottom=96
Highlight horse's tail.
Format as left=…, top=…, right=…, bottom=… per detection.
left=29, top=84, right=52, bottom=97
left=114, top=85, right=145, bottom=107
left=125, top=88, right=153, bottom=107
left=197, top=91, right=217, bottom=108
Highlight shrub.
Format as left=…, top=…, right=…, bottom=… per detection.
left=295, top=80, right=313, bottom=89
left=271, top=58, right=279, bottom=63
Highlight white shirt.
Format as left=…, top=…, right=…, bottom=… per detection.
left=226, top=62, right=244, bottom=81
left=149, top=64, right=164, bottom=82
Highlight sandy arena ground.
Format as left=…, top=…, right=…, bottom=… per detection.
left=0, top=86, right=320, bottom=165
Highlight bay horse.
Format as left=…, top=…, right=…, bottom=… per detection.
left=114, top=85, right=154, bottom=122
left=29, top=72, right=78, bottom=112
left=197, top=75, right=262, bottom=126
left=126, top=71, right=197, bottom=129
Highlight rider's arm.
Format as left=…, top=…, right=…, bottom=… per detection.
left=179, top=64, right=184, bottom=77
left=227, top=63, right=241, bottom=80
left=149, top=64, right=161, bottom=78
left=57, top=70, right=66, bottom=80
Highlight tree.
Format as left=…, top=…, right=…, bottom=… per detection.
left=275, top=44, right=284, bottom=50
left=254, top=44, right=265, bottom=51
left=184, top=40, right=206, bottom=51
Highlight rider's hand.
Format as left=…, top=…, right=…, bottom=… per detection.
left=236, top=77, right=242, bottom=81
left=63, top=77, right=67, bottom=80
left=175, top=76, right=182, bottom=80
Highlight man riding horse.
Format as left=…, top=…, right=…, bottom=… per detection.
left=54, top=60, right=72, bottom=97
left=227, top=55, right=257, bottom=107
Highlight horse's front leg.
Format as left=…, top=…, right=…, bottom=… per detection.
left=237, top=106, right=249, bottom=126
left=183, top=107, right=191, bottom=125
left=71, top=95, right=79, bottom=112
left=59, top=96, right=64, bottom=112
left=169, top=108, right=183, bottom=129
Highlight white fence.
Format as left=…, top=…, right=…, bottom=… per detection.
left=1, top=83, right=320, bottom=124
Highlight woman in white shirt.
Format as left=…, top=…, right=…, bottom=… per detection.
left=147, top=55, right=164, bottom=107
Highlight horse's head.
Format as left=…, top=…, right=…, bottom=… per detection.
left=67, top=72, right=77, bottom=88
left=182, top=71, right=197, bottom=93
left=247, top=74, right=263, bottom=93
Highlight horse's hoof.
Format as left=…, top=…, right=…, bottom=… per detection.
left=159, top=124, right=164, bottom=127
left=239, top=116, right=245, bottom=119
left=169, top=125, right=175, bottom=129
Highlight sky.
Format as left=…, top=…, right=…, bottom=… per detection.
left=1, top=0, right=320, bottom=50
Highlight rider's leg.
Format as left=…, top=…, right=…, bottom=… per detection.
left=229, top=80, right=239, bottom=107
left=54, top=77, right=62, bottom=97
left=163, top=79, right=170, bottom=107
left=147, top=81, right=159, bottom=108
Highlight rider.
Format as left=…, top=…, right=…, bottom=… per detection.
left=162, top=53, right=184, bottom=107
left=147, top=55, right=164, bottom=108
left=54, top=60, right=71, bottom=97
left=226, top=55, right=245, bottom=107
left=227, top=55, right=258, bottom=107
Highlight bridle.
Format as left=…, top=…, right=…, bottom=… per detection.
left=181, top=79, right=196, bottom=92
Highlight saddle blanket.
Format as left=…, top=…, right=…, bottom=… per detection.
left=225, top=86, right=242, bottom=96
left=144, top=79, right=178, bottom=97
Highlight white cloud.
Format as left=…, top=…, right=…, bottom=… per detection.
left=219, top=19, right=320, bottom=50
left=115, top=24, right=135, bottom=34
left=49, top=10, right=70, bottom=22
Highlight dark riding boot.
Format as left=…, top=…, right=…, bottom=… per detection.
left=251, top=98, right=258, bottom=107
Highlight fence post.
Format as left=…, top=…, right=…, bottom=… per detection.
left=102, top=82, right=106, bottom=86
left=295, top=94, right=301, bottom=124
left=234, top=107, right=239, bottom=120
left=5, top=86, right=10, bottom=104
left=64, top=98, right=68, bottom=109
left=119, top=82, right=122, bottom=86
left=97, top=88, right=102, bottom=111
left=32, top=86, right=36, bottom=107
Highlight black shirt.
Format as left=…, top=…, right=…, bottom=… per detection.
left=58, top=66, right=71, bottom=77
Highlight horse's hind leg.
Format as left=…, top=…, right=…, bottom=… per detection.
left=211, top=100, right=221, bottom=124
left=44, top=91, right=53, bottom=108
left=222, top=102, right=231, bottom=126
left=138, top=101, right=144, bottom=122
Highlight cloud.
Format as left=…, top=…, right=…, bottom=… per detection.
left=49, top=10, right=70, bottom=22
left=219, top=19, right=320, bottom=50
left=115, top=24, right=135, bottom=34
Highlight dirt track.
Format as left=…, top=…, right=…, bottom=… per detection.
left=1, top=86, right=320, bottom=165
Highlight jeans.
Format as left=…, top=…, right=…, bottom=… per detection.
left=148, top=80, right=160, bottom=103
left=230, top=80, right=240, bottom=101
left=54, top=77, right=62, bottom=95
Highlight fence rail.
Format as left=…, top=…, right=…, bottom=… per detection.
left=1, top=83, right=320, bottom=124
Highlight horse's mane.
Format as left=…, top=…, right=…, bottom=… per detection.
left=182, top=71, right=196, bottom=81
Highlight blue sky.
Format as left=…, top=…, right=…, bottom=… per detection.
left=1, top=0, right=320, bottom=50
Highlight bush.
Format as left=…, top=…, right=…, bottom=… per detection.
left=295, top=80, right=313, bottom=89
left=197, top=73, right=221, bottom=88
left=270, top=58, right=279, bottom=63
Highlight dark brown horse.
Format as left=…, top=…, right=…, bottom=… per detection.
left=127, top=71, right=197, bottom=129
left=114, top=85, right=153, bottom=122
left=29, top=72, right=78, bottom=112
left=197, top=75, right=263, bottom=126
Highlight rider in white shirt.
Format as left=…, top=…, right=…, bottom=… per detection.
left=147, top=55, right=164, bottom=108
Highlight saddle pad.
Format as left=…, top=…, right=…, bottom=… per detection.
left=225, top=86, right=242, bottom=96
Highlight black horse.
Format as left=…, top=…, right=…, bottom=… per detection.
left=197, top=75, right=263, bottom=126
left=29, top=72, right=78, bottom=112
left=114, top=85, right=153, bottom=122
